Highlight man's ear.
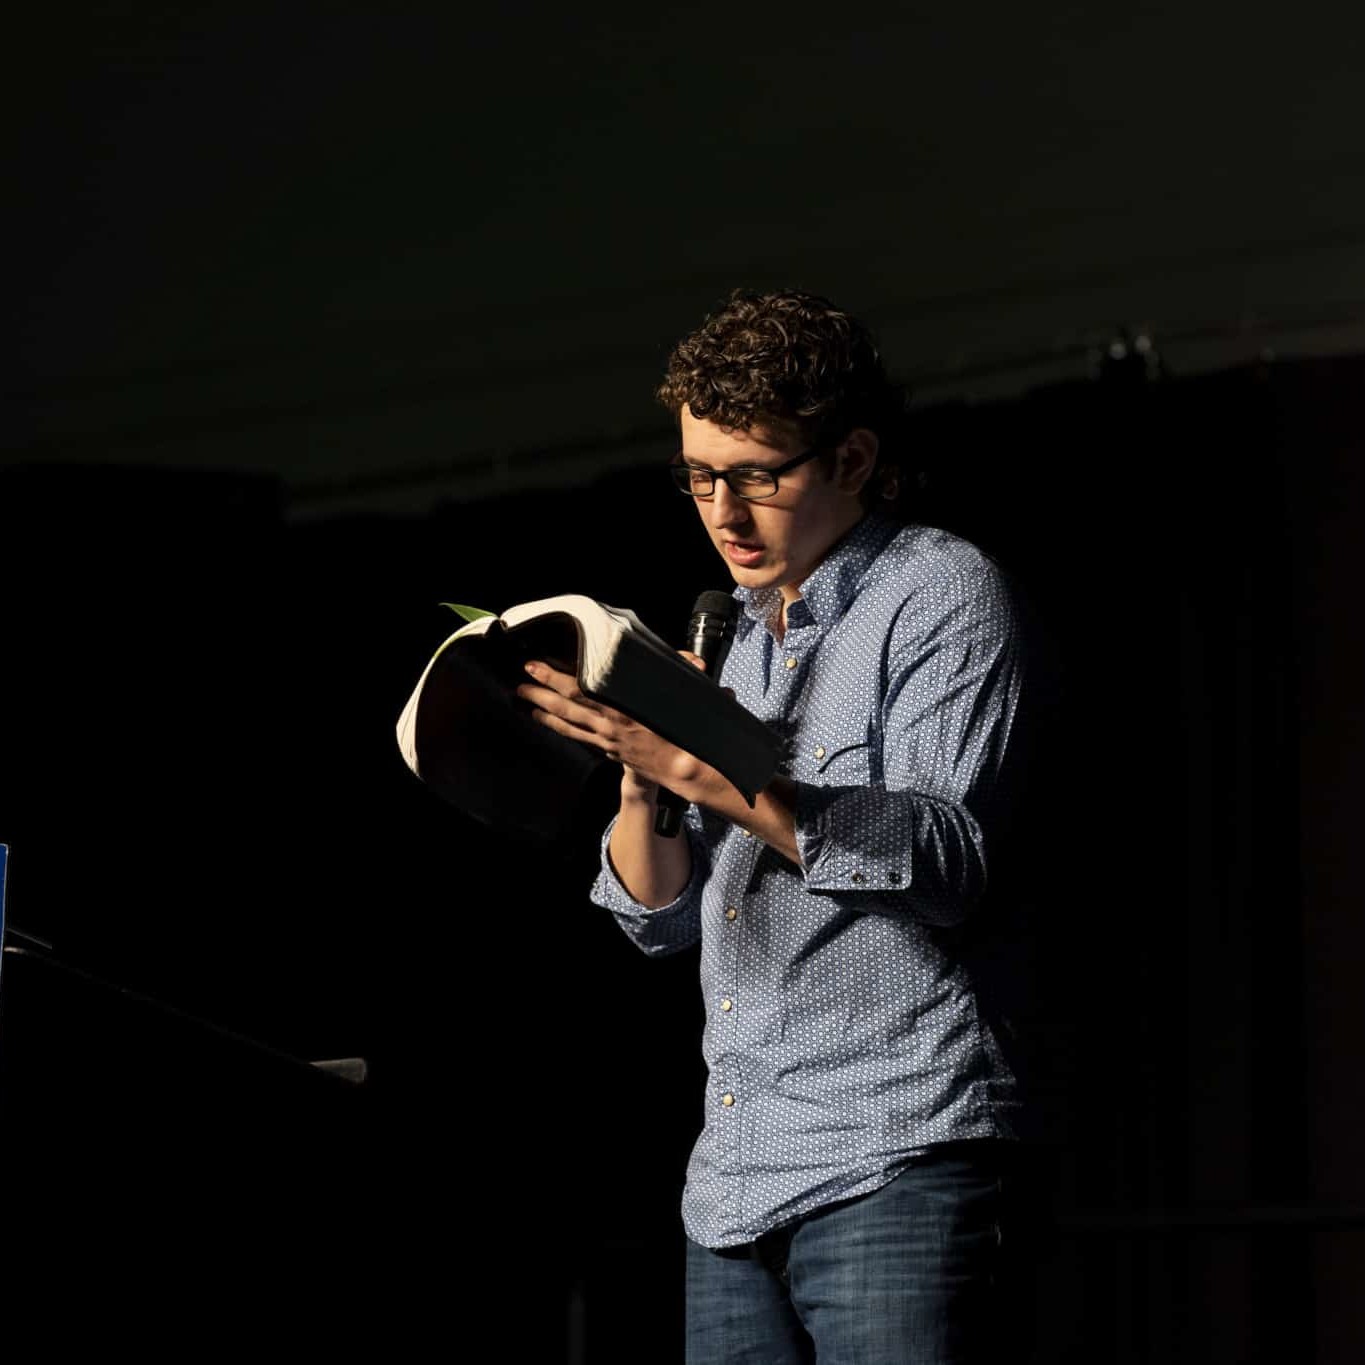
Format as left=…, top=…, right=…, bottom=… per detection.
left=836, top=428, right=880, bottom=496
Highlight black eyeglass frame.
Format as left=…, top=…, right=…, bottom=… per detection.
left=669, top=445, right=827, bottom=500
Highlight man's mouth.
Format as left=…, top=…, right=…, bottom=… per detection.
left=723, top=539, right=765, bottom=567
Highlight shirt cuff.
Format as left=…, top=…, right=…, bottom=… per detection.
left=793, top=783, right=909, bottom=893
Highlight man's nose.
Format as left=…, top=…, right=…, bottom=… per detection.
left=707, top=479, right=751, bottom=528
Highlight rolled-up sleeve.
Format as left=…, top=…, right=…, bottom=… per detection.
left=590, top=813, right=709, bottom=955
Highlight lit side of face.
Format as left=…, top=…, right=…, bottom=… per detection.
left=679, top=406, right=875, bottom=603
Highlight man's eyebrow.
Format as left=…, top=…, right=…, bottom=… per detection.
left=682, top=455, right=780, bottom=468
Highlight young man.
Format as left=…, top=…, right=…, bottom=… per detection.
left=517, top=290, right=1032, bottom=1363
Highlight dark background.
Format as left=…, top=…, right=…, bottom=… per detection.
left=4, top=5, right=1363, bottom=1360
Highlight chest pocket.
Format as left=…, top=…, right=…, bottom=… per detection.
left=806, top=714, right=881, bottom=787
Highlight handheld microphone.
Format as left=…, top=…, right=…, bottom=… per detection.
left=655, top=591, right=739, bottom=837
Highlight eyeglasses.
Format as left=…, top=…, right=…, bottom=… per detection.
left=669, top=446, right=825, bottom=500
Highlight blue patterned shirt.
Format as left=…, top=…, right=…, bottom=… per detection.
left=590, top=515, right=1030, bottom=1249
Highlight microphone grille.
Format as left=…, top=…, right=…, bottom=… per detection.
left=692, top=589, right=738, bottom=619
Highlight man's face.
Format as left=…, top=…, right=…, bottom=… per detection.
left=679, top=407, right=870, bottom=603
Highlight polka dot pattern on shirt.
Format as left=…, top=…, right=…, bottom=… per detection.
left=591, top=515, right=1028, bottom=1248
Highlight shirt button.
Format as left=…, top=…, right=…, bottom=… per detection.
left=784, top=656, right=797, bottom=670
left=720, top=998, right=733, bottom=1012
left=740, top=829, right=753, bottom=838
left=851, top=871, right=865, bottom=884
left=721, top=1093, right=735, bottom=1107
left=813, top=745, right=826, bottom=760
left=725, top=907, right=738, bottom=921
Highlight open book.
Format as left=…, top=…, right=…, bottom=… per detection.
left=396, top=594, right=785, bottom=841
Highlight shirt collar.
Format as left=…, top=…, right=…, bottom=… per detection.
left=735, top=512, right=900, bottom=633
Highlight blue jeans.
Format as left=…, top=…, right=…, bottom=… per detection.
left=684, top=1141, right=1021, bottom=1364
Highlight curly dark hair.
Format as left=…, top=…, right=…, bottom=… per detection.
left=656, top=288, right=912, bottom=505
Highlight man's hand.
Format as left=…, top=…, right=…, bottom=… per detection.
left=517, top=655, right=802, bottom=870
left=515, top=657, right=714, bottom=804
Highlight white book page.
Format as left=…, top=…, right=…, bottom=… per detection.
left=501, top=594, right=677, bottom=691
left=395, top=613, right=496, bottom=768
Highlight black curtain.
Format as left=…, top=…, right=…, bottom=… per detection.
left=1, top=353, right=1360, bottom=1362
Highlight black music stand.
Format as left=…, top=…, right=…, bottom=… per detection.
left=0, top=846, right=382, bottom=1322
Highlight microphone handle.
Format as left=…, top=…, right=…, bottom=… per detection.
left=653, top=614, right=734, bottom=838
left=653, top=785, right=688, bottom=837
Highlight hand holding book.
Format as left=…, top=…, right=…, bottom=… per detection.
left=395, top=593, right=785, bottom=843
left=516, top=655, right=713, bottom=802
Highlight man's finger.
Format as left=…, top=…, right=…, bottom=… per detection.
left=522, top=658, right=586, bottom=699
left=516, top=681, right=607, bottom=733
left=528, top=705, right=614, bottom=754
